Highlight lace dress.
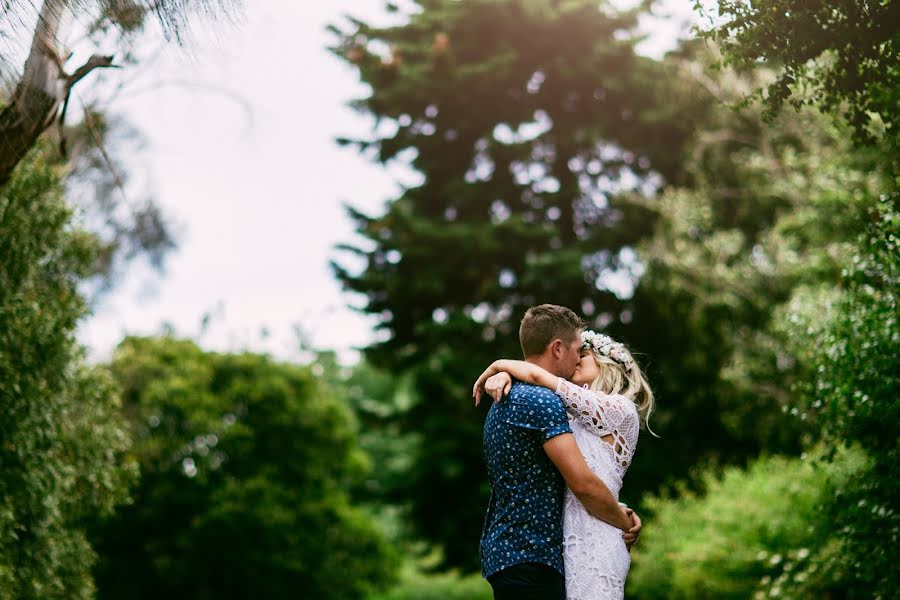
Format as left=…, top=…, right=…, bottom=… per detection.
left=554, top=378, right=640, bottom=600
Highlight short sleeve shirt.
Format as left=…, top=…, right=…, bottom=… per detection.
left=479, top=380, right=572, bottom=578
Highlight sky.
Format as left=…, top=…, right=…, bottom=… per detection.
left=72, top=0, right=699, bottom=365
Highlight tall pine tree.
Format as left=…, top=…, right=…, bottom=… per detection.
left=329, top=0, right=709, bottom=569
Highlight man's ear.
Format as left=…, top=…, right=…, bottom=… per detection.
left=549, top=338, right=564, bottom=358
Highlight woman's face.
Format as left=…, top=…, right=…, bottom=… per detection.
left=570, top=349, right=600, bottom=386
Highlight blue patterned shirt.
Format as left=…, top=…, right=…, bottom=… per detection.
left=480, top=380, right=572, bottom=578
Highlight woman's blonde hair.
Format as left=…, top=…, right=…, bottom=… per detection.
left=587, top=350, right=659, bottom=438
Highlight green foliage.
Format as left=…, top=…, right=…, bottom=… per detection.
left=333, top=0, right=898, bottom=585
left=90, top=337, right=398, bottom=599
left=776, top=194, right=899, bottom=598
left=638, top=98, right=885, bottom=447
left=0, top=149, right=136, bottom=599
left=785, top=194, right=899, bottom=449
left=704, top=0, right=899, bottom=151
left=637, top=73, right=897, bottom=596
left=368, top=567, right=491, bottom=600
left=628, top=444, right=870, bottom=599
left=330, top=0, right=715, bottom=569
left=313, top=351, right=421, bottom=511
left=309, top=352, right=489, bottom=600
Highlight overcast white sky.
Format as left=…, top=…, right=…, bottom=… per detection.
left=72, top=0, right=699, bottom=365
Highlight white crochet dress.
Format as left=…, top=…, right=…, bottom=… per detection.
left=554, top=378, right=640, bottom=600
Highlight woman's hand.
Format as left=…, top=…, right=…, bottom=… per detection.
left=484, top=372, right=513, bottom=403
left=472, top=361, right=502, bottom=406
left=473, top=359, right=559, bottom=405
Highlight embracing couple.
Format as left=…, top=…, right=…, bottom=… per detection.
left=472, top=304, right=657, bottom=600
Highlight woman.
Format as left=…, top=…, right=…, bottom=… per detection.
left=473, top=330, right=657, bottom=600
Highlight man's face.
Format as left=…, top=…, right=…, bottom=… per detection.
left=558, top=332, right=583, bottom=379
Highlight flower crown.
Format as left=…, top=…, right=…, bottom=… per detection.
left=581, top=330, right=634, bottom=371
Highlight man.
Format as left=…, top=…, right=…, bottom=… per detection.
left=479, top=304, right=641, bottom=599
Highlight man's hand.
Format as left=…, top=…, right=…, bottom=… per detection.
left=484, top=372, right=512, bottom=402
left=622, top=508, right=641, bottom=551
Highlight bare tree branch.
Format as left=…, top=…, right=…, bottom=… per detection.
left=78, top=95, right=130, bottom=205
left=67, top=53, right=119, bottom=87
left=59, top=54, right=120, bottom=156
left=0, top=0, right=241, bottom=186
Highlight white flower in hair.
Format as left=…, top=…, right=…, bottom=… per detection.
left=581, top=329, right=634, bottom=371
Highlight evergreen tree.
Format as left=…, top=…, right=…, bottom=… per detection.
left=330, top=0, right=714, bottom=568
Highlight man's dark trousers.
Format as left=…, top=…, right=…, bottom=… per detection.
left=487, top=562, right=566, bottom=600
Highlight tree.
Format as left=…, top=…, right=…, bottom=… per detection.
left=329, top=0, right=716, bottom=569
left=633, top=54, right=896, bottom=597
left=703, top=0, right=900, bottom=151
left=776, top=194, right=899, bottom=598
left=0, top=0, right=240, bottom=292
left=676, top=7, right=899, bottom=591
left=0, top=147, right=137, bottom=599
left=89, top=336, right=398, bottom=600
left=0, top=0, right=238, bottom=186
left=635, top=66, right=887, bottom=449
left=313, top=351, right=421, bottom=517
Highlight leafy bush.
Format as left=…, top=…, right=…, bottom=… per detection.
left=628, top=444, right=869, bottom=599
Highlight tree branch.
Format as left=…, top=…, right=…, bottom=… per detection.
left=67, top=54, right=119, bottom=88
left=58, top=55, right=120, bottom=156
left=78, top=95, right=130, bottom=206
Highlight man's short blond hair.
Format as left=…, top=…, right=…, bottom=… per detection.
left=519, top=304, right=586, bottom=357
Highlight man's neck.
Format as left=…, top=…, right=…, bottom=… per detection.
left=525, top=355, right=562, bottom=378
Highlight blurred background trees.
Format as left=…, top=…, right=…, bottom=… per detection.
left=628, top=443, right=872, bottom=598
left=88, top=336, right=397, bottom=599
left=329, top=0, right=897, bottom=595
left=1, top=0, right=896, bottom=598
left=329, top=0, right=715, bottom=568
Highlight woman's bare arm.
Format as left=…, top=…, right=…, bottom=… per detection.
left=473, top=359, right=559, bottom=405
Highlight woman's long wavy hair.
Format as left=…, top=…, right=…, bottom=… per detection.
left=587, top=350, right=659, bottom=438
